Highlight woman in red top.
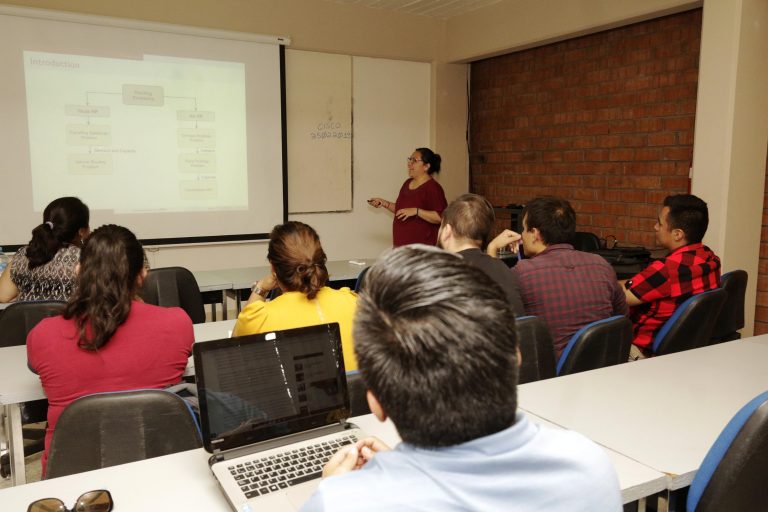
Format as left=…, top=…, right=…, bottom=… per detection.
left=27, top=224, right=193, bottom=475
left=368, top=147, right=448, bottom=247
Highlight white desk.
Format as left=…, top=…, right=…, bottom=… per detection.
left=524, top=412, right=666, bottom=506
left=0, top=414, right=397, bottom=509
left=0, top=411, right=664, bottom=508
left=194, top=260, right=373, bottom=291
left=0, top=320, right=237, bottom=486
left=518, top=338, right=768, bottom=490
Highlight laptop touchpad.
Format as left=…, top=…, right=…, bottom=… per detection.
left=287, top=481, right=321, bottom=510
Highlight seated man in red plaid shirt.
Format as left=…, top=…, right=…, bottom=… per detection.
left=622, top=194, right=721, bottom=360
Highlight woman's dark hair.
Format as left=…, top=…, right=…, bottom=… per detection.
left=64, top=224, right=145, bottom=351
left=26, top=197, right=90, bottom=269
left=268, top=221, right=328, bottom=300
left=415, top=147, right=441, bottom=175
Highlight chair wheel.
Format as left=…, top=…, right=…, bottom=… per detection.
left=0, top=452, right=10, bottom=479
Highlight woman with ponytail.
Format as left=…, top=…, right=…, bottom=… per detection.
left=233, top=221, right=359, bottom=370
left=26, top=224, right=193, bottom=475
left=0, top=197, right=90, bottom=303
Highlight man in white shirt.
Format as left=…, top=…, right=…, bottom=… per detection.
left=301, top=245, right=622, bottom=512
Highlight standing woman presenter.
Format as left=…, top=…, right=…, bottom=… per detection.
left=368, top=147, right=448, bottom=247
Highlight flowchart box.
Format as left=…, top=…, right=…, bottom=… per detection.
left=177, top=110, right=215, bottom=122
left=178, top=128, right=216, bottom=149
left=179, top=154, right=217, bottom=173
left=66, top=125, right=112, bottom=146
left=123, top=84, right=165, bottom=106
left=180, top=178, right=218, bottom=199
left=68, top=154, right=113, bottom=174
left=65, top=105, right=110, bottom=118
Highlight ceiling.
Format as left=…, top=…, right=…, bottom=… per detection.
left=324, top=0, right=504, bottom=20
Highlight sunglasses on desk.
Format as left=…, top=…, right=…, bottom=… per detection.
left=27, top=489, right=113, bottom=512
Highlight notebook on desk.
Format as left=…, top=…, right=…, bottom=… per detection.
left=193, top=323, right=364, bottom=512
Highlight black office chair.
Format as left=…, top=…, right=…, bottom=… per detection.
left=0, top=300, right=66, bottom=348
left=571, top=231, right=601, bottom=252
left=46, top=389, right=202, bottom=479
left=0, top=300, right=64, bottom=478
left=556, top=315, right=632, bottom=376
left=346, top=371, right=370, bottom=416
left=139, top=267, right=206, bottom=324
left=711, top=270, right=747, bottom=344
left=515, top=316, right=556, bottom=384
left=652, top=288, right=727, bottom=356
left=686, top=390, right=768, bottom=512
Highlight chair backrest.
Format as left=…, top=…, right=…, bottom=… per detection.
left=515, top=316, right=556, bottom=384
left=46, top=389, right=202, bottom=478
left=711, top=270, right=747, bottom=343
left=652, top=288, right=727, bottom=356
left=556, top=315, right=632, bottom=376
left=0, top=301, right=66, bottom=348
left=346, top=371, right=370, bottom=416
left=687, top=391, right=768, bottom=512
left=139, top=267, right=206, bottom=324
left=572, top=231, right=601, bottom=252
left=354, top=266, right=371, bottom=293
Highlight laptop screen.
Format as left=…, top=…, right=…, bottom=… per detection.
left=194, top=323, right=350, bottom=452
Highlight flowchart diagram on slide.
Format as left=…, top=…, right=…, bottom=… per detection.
left=65, top=84, right=218, bottom=198
left=24, top=51, right=248, bottom=212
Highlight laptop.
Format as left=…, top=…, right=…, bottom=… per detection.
left=193, top=322, right=365, bottom=512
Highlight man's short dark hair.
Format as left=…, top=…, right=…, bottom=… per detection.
left=663, top=194, right=709, bottom=244
left=355, top=245, right=519, bottom=448
left=441, top=193, right=495, bottom=248
left=522, top=196, right=576, bottom=245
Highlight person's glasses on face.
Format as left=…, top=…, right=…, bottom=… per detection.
left=27, top=490, right=113, bottom=512
left=406, top=157, right=423, bottom=164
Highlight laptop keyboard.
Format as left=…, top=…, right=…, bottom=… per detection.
left=229, top=434, right=359, bottom=499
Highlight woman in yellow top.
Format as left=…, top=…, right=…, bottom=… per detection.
left=233, top=221, right=359, bottom=370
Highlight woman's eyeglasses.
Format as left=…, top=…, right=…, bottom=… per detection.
left=406, top=157, right=423, bottom=163
left=28, top=490, right=113, bottom=512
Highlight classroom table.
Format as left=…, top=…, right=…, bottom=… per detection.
left=193, top=259, right=373, bottom=316
left=0, top=320, right=237, bottom=486
left=0, top=411, right=665, bottom=507
left=518, top=337, right=768, bottom=491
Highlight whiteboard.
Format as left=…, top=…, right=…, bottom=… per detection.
left=286, top=50, right=352, bottom=213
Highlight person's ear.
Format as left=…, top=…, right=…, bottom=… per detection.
left=366, top=390, right=387, bottom=422
left=441, top=223, right=453, bottom=242
left=136, top=267, right=148, bottom=288
left=74, top=263, right=80, bottom=276
left=516, top=346, right=522, bottom=369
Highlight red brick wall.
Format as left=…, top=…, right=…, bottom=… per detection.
left=755, top=150, right=768, bottom=335
left=470, top=10, right=702, bottom=247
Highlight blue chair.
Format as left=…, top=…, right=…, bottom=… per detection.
left=652, top=288, right=727, bottom=356
left=354, top=266, right=371, bottom=293
left=556, top=315, right=632, bottom=376
left=686, top=390, right=768, bottom=512
left=47, top=389, right=202, bottom=478
left=515, top=316, right=556, bottom=384
left=711, top=270, right=747, bottom=344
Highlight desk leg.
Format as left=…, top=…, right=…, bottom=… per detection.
left=222, top=292, right=228, bottom=320
left=3, top=404, right=26, bottom=485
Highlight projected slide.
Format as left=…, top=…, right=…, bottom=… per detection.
left=23, top=51, right=248, bottom=214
